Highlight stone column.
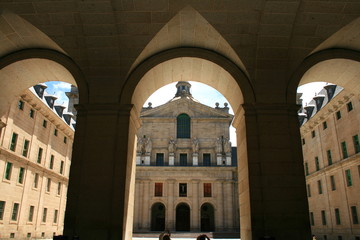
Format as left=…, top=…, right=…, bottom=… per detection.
left=142, top=180, right=150, bottom=230
left=134, top=180, right=142, bottom=231
left=63, top=104, right=139, bottom=240
left=224, top=180, right=234, bottom=231
left=235, top=103, right=311, bottom=240
left=215, top=181, right=224, bottom=231
left=167, top=179, right=176, bottom=231
left=216, top=153, right=223, bottom=165
left=192, top=153, right=198, bottom=165
left=191, top=179, right=200, bottom=231
left=169, top=153, right=174, bottom=165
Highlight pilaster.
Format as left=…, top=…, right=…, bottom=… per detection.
left=237, top=103, right=311, bottom=240
left=63, top=103, right=139, bottom=240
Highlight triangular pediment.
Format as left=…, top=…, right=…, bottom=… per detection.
left=141, top=97, right=233, bottom=120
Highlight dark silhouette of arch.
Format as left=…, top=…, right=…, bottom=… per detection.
left=201, top=203, right=215, bottom=232
left=151, top=203, right=166, bottom=231
left=176, top=203, right=190, bottom=231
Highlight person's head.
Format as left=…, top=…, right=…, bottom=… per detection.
left=197, top=234, right=209, bottom=240
left=162, top=235, right=171, bottom=240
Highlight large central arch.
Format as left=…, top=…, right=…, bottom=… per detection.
left=120, top=46, right=255, bottom=239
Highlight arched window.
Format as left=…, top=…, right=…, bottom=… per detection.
left=177, top=114, right=190, bottom=138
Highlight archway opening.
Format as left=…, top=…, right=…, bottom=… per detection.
left=176, top=203, right=190, bottom=231
left=201, top=203, right=215, bottom=232
left=151, top=203, right=166, bottom=232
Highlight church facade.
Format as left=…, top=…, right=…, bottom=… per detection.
left=299, top=85, right=360, bottom=240
left=133, top=82, right=240, bottom=233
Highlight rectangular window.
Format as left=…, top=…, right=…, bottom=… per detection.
left=345, top=169, right=352, bottom=187
left=18, top=100, right=24, bottom=110
left=327, top=150, right=332, bottom=166
left=302, top=138, right=305, bottom=145
left=37, top=148, right=43, bottom=164
left=156, top=153, right=164, bottom=166
left=63, top=136, right=67, bottom=144
left=11, top=203, right=19, bottom=221
left=18, top=167, right=25, bottom=184
left=323, top=121, right=327, bottom=130
left=204, top=183, right=212, bottom=197
left=42, top=120, right=47, bottom=128
left=203, top=153, right=211, bottom=166
left=341, top=141, right=348, bottom=159
left=28, top=205, right=34, bottom=222
left=53, top=209, right=58, bottom=224
left=155, top=183, right=163, bottom=197
left=311, top=130, right=316, bottom=138
left=0, top=201, right=5, bottom=220
left=336, top=110, right=342, bottom=120
left=353, top=135, right=360, bottom=154
left=4, top=162, right=13, bottom=180
left=29, top=109, right=34, bottom=118
left=305, top=162, right=309, bottom=176
left=307, top=184, right=311, bottom=197
left=46, top=178, right=51, bottom=192
left=54, top=129, right=58, bottom=136
left=180, top=154, right=187, bottom=166
left=10, top=233, right=15, bottom=238
left=10, top=133, right=18, bottom=151
left=179, top=183, right=187, bottom=197
left=351, top=206, right=359, bottom=224
left=315, top=157, right=320, bottom=171
left=22, top=140, right=30, bottom=157
left=318, top=180, right=323, bottom=194
left=321, top=210, right=327, bottom=225
left=57, top=182, right=61, bottom=195
left=42, top=208, right=47, bottom=222
left=347, top=101, right=353, bottom=112
left=33, top=173, right=39, bottom=188
left=60, top=161, right=64, bottom=174
left=310, top=212, right=314, bottom=226
left=330, top=175, right=336, bottom=191
left=49, top=155, right=54, bottom=169
left=335, top=208, right=341, bottom=225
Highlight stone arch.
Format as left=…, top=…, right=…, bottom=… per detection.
left=287, top=48, right=360, bottom=103
left=120, top=47, right=255, bottom=112
left=0, top=48, right=89, bottom=119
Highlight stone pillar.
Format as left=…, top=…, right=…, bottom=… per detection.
left=215, top=181, right=224, bottom=231
left=142, top=180, right=150, bottom=230
left=191, top=179, right=200, bottom=231
left=167, top=179, right=176, bottom=231
left=144, top=154, right=150, bottom=165
left=169, top=153, right=174, bottom=165
left=136, top=153, right=141, bottom=165
left=192, top=153, right=198, bottom=166
left=63, top=104, right=139, bottom=240
left=226, top=153, right=231, bottom=166
left=134, top=180, right=141, bottom=231
left=216, top=153, right=222, bottom=165
left=224, top=180, right=234, bottom=231
left=235, top=103, right=311, bottom=240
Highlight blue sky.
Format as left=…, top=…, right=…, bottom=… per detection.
left=43, top=81, right=327, bottom=146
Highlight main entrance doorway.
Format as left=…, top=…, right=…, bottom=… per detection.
left=176, top=203, right=190, bottom=231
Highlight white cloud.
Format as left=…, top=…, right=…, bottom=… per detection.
left=52, top=82, right=71, bottom=90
